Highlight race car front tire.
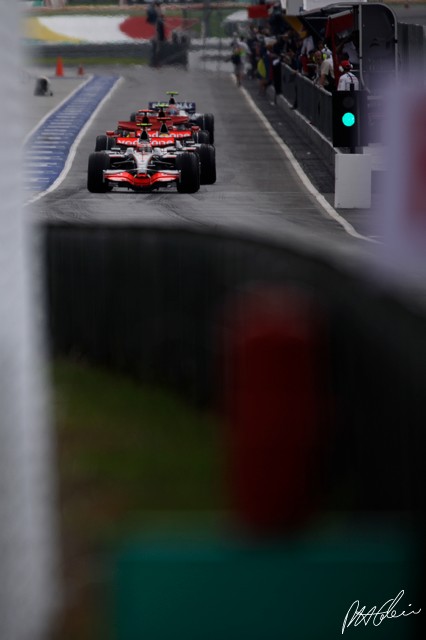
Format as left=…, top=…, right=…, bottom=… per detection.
left=95, top=134, right=114, bottom=152
left=87, top=152, right=110, bottom=193
left=130, top=112, right=136, bottom=122
left=176, top=152, right=200, bottom=193
left=197, top=144, right=216, bottom=185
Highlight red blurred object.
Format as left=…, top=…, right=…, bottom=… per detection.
left=223, top=287, right=332, bottom=536
left=325, top=12, right=354, bottom=39
left=406, top=100, right=426, bottom=223
left=248, top=5, right=270, bottom=19
left=55, top=56, right=64, bottom=77
left=325, top=12, right=355, bottom=82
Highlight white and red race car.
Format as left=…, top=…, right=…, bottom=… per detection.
left=87, top=129, right=215, bottom=194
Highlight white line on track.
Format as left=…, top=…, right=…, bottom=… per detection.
left=26, top=76, right=123, bottom=205
left=238, top=82, right=378, bottom=243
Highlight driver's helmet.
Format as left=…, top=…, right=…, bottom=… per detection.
left=167, top=106, right=179, bottom=115
left=138, top=141, right=152, bottom=152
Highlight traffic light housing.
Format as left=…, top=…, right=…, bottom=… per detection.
left=332, top=90, right=368, bottom=149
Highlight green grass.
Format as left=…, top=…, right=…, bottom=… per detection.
left=54, top=358, right=224, bottom=540
left=53, top=359, right=225, bottom=639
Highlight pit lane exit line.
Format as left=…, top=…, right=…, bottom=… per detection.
left=25, top=75, right=122, bottom=204
left=238, top=80, right=378, bottom=244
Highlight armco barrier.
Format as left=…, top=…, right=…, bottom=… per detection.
left=45, top=222, right=426, bottom=518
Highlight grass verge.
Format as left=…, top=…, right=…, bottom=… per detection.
left=53, top=358, right=224, bottom=639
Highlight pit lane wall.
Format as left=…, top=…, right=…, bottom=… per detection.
left=275, top=20, right=426, bottom=163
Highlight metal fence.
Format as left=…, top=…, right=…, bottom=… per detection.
left=282, top=65, right=333, bottom=141
left=279, top=19, right=426, bottom=146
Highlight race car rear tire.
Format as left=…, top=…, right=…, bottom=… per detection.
left=193, top=130, right=210, bottom=144
left=201, top=114, right=214, bottom=145
left=176, top=152, right=200, bottom=193
left=95, top=134, right=114, bottom=151
left=87, top=152, right=110, bottom=193
left=197, top=144, right=216, bottom=185
left=130, top=112, right=136, bottom=122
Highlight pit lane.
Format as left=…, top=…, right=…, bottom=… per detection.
left=29, top=64, right=374, bottom=259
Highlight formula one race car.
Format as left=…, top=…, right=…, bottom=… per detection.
left=87, top=130, right=216, bottom=194
left=93, top=122, right=216, bottom=186
left=130, top=92, right=215, bottom=143
left=94, top=116, right=210, bottom=152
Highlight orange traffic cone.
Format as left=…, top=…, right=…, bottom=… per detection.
left=55, top=56, right=64, bottom=77
left=77, top=65, right=84, bottom=76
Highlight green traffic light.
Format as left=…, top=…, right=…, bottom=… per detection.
left=342, top=112, right=355, bottom=127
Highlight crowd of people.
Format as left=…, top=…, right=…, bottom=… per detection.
left=230, top=5, right=360, bottom=95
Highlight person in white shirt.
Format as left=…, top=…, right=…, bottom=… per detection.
left=318, top=55, right=335, bottom=90
left=230, top=37, right=250, bottom=86
left=337, top=60, right=360, bottom=91
left=300, top=34, right=315, bottom=58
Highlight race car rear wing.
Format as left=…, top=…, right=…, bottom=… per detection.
left=149, top=101, right=196, bottom=113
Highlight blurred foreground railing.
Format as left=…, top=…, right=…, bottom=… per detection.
left=45, top=222, right=425, bottom=638
left=45, top=222, right=426, bottom=519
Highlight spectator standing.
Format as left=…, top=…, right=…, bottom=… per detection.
left=155, top=1, right=165, bottom=42
left=337, top=33, right=360, bottom=68
left=271, top=35, right=285, bottom=95
left=256, top=37, right=270, bottom=95
left=310, top=49, right=323, bottom=83
left=317, top=52, right=335, bottom=91
left=269, top=2, right=286, bottom=36
left=337, top=60, right=359, bottom=91
left=300, top=33, right=314, bottom=58
left=246, top=26, right=260, bottom=79
left=146, top=2, right=157, bottom=25
left=230, top=36, right=250, bottom=86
